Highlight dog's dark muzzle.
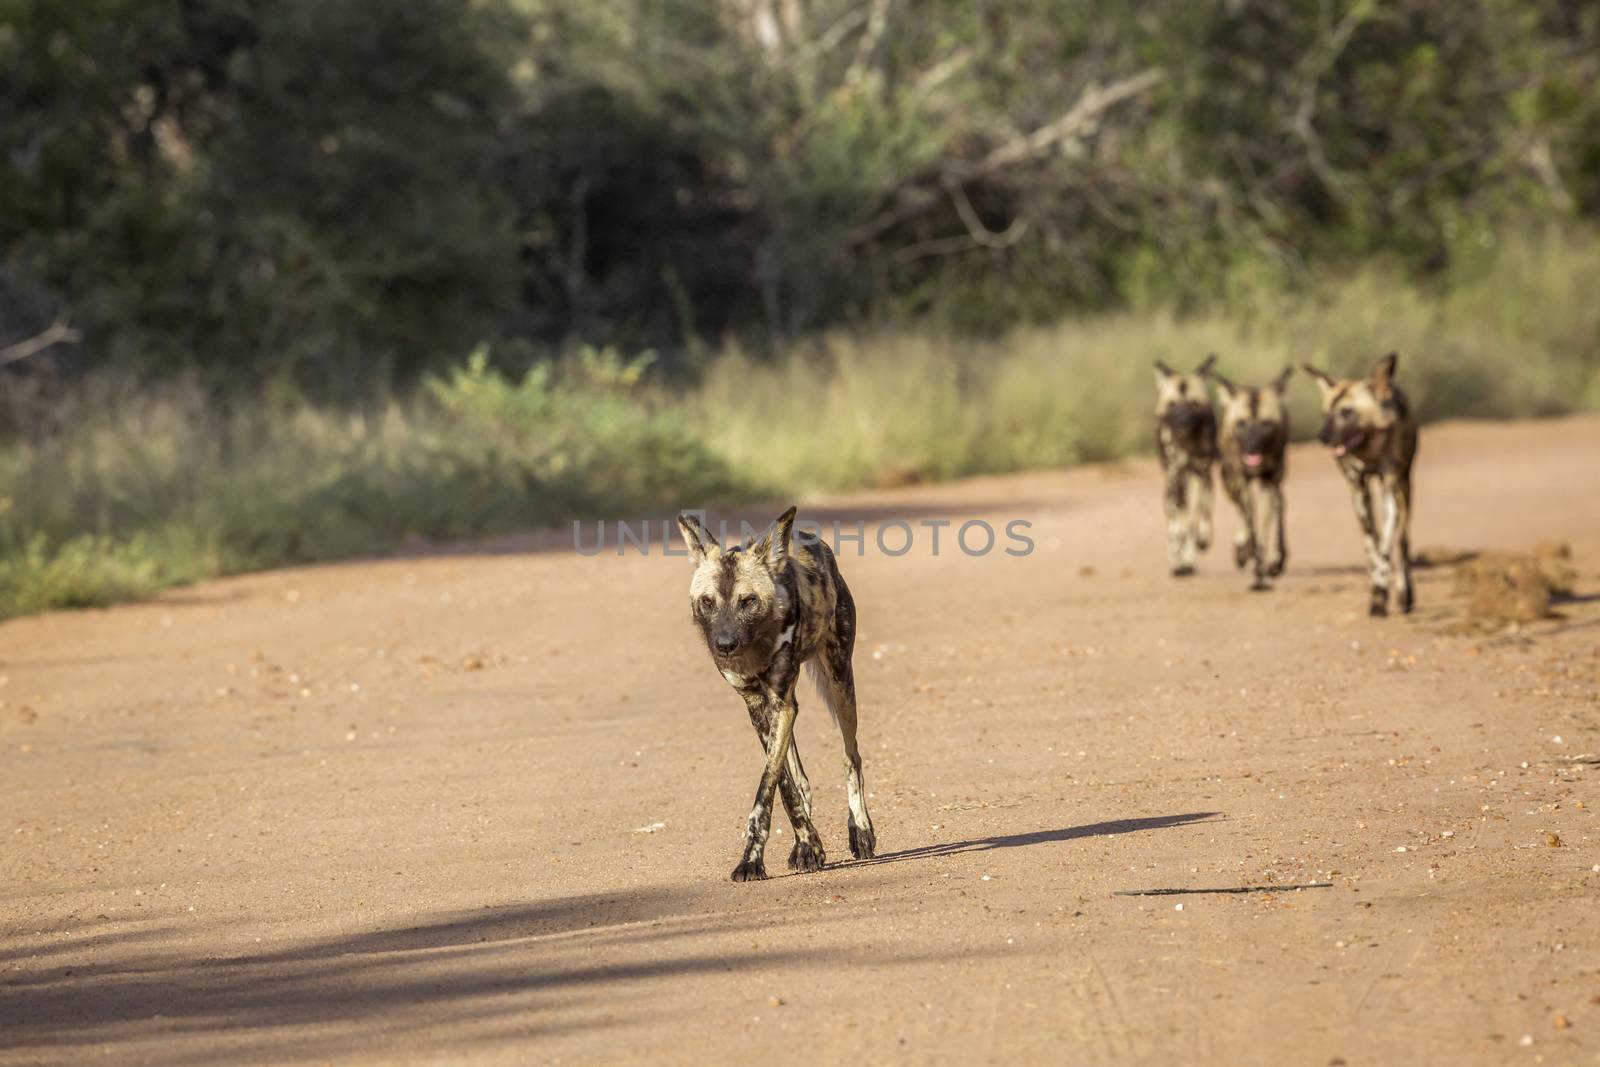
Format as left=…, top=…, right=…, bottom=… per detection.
left=713, top=633, right=740, bottom=655
left=1238, top=423, right=1277, bottom=473
left=1162, top=403, right=1211, bottom=444
left=1319, top=419, right=1369, bottom=457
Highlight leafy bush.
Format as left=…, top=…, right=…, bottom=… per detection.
left=0, top=350, right=750, bottom=618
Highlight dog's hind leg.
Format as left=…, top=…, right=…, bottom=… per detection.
left=740, top=690, right=825, bottom=873
left=811, top=578, right=875, bottom=860
left=1385, top=474, right=1414, bottom=614
left=812, top=653, right=875, bottom=860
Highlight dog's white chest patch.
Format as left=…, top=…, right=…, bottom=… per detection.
left=720, top=669, right=748, bottom=687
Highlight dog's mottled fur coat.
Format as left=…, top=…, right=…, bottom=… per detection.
left=1205, top=362, right=1293, bottom=589
left=1304, top=353, right=1420, bottom=615
left=1153, top=357, right=1218, bottom=576
left=677, top=507, right=876, bottom=881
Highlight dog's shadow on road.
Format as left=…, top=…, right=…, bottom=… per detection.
left=847, top=810, right=1222, bottom=869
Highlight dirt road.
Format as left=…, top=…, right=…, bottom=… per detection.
left=3, top=417, right=1599, bottom=1066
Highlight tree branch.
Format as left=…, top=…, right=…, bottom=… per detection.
left=0, top=314, right=82, bottom=368
left=844, top=67, right=1165, bottom=247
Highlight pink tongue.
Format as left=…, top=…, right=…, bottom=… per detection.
left=1333, top=444, right=1347, bottom=457
left=1244, top=453, right=1263, bottom=468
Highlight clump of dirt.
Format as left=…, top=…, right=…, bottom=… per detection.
left=1448, top=542, right=1578, bottom=630
left=1413, top=546, right=1480, bottom=568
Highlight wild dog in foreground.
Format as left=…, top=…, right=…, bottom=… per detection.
left=1204, top=362, right=1293, bottom=590
left=1304, top=353, right=1420, bottom=615
left=677, top=506, right=877, bottom=881
left=1153, top=356, right=1218, bottom=576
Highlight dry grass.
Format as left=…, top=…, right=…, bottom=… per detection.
left=2, top=228, right=1599, bottom=618
left=690, top=227, right=1600, bottom=493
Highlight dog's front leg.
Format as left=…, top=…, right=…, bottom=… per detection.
left=1163, top=465, right=1193, bottom=576
left=1347, top=472, right=1387, bottom=615
left=731, top=686, right=799, bottom=882
left=1262, top=480, right=1287, bottom=578
left=1190, top=467, right=1213, bottom=553
left=739, top=689, right=825, bottom=872
left=1221, top=466, right=1257, bottom=577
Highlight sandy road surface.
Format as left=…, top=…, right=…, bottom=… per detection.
left=3, top=417, right=1600, bottom=1066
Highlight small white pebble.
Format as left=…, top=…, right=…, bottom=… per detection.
left=1394, top=846, right=1408, bottom=853
left=1174, top=903, right=1184, bottom=911
left=981, top=875, right=992, bottom=882
left=1552, top=735, right=1563, bottom=744
left=1519, top=1035, right=1533, bottom=1047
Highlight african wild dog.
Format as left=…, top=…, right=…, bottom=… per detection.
left=1303, top=353, right=1420, bottom=616
left=1153, top=356, right=1218, bottom=576
left=1204, top=362, right=1293, bottom=590
left=677, top=506, right=877, bottom=881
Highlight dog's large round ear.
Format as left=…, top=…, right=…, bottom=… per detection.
left=676, top=511, right=720, bottom=563
left=752, top=506, right=798, bottom=567
left=1270, top=365, right=1294, bottom=393
left=1302, top=362, right=1336, bottom=397
left=1153, top=360, right=1175, bottom=385
left=1195, top=353, right=1218, bottom=376
left=1202, top=356, right=1237, bottom=402
left=1372, top=352, right=1398, bottom=387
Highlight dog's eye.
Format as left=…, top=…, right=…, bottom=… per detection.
left=738, top=594, right=759, bottom=612
left=698, top=594, right=715, bottom=611
left=1339, top=407, right=1356, bottom=421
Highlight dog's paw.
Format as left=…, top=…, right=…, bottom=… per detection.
left=1399, top=588, right=1415, bottom=614
left=1368, top=596, right=1389, bottom=618
left=1171, top=564, right=1195, bottom=578
left=787, top=839, right=826, bottom=873
left=1265, top=558, right=1285, bottom=578
left=1249, top=576, right=1271, bottom=592
left=730, top=859, right=768, bottom=882
left=1234, top=541, right=1251, bottom=569
left=848, top=823, right=876, bottom=861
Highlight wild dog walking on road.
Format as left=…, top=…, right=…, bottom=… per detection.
left=1303, top=353, right=1420, bottom=615
left=1205, top=362, right=1293, bottom=590
left=677, top=506, right=877, bottom=881
left=1153, top=356, right=1219, bottom=576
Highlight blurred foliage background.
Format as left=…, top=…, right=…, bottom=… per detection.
left=1, top=0, right=1599, bottom=613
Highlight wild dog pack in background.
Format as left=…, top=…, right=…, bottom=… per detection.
left=1304, top=353, right=1420, bottom=616
left=1205, top=362, right=1293, bottom=591
left=1152, top=356, right=1218, bottom=577
left=677, top=506, right=877, bottom=882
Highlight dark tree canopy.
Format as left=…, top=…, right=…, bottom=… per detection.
left=2, top=0, right=1597, bottom=392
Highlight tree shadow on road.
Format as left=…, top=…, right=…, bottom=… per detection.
left=848, top=811, right=1222, bottom=869
left=0, top=883, right=984, bottom=1066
